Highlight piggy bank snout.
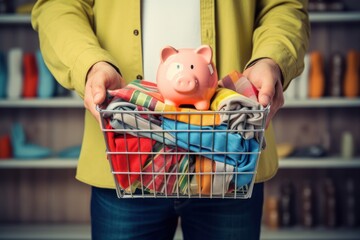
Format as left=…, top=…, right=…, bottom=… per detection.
left=173, top=76, right=199, bottom=93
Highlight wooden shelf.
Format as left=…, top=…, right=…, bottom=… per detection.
left=0, top=224, right=91, bottom=240
left=0, top=98, right=83, bottom=108
left=1, top=97, right=359, bottom=109
left=0, top=224, right=359, bottom=240
left=262, top=227, right=360, bottom=240
left=2, top=12, right=360, bottom=25
left=1, top=157, right=359, bottom=169
left=0, top=14, right=31, bottom=24
left=309, top=12, right=360, bottom=22
left=283, top=98, right=360, bottom=108
left=0, top=158, right=79, bottom=169
left=279, top=157, right=360, bottom=169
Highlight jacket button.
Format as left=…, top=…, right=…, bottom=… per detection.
left=133, top=29, right=139, bottom=36
left=136, top=74, right=143, bottom=79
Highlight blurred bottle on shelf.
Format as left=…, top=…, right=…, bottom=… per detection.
left=265, top=195, right=280, bottom=229
left=6, top=48, right=23, bottom=99
left=341, top=131, right=354, bottom=160
left=0, top=0, right=14, bottom=13
left=343, top=179, right=357, bottom=228
left=309, top=51, right=325, bottom=98
left=322, top=178, right=338, bottom=228
left=343, top=50, right=359, bottom=98
left=22, top=53, right=38, bottom=98
left=328, top=53, right=344, bottom=97
left=308, top=0, right=345, bottom=12
left=279, top=182, right=296, bottom=227
left=301, top=181, right=316, bottom=228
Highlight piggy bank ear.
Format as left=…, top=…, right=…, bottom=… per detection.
left=161, top=46, right=178, bottom=63
left=195, top=45, right=212, bottom=63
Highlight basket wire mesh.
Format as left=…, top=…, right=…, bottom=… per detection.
left=98, top=105, right=269, bottom=199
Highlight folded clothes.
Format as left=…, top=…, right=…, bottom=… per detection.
left=105, top=122, right=194, bottom=194
left=162, top=118, right=259, bottom=187
left=107, top=101, right=176, bottom=145
left=218, top=70, right=258, bottom=101
left=195, top=156, right=214, bottom=195
left=194, top=156, right=234, bottom=195
left=107, top=79, right=265, bottom=141
left=211, top=87, right=265, bottom=144
left=104, top=72, right=265, bottom=193
left=140, top=144, right=195, bottom=195
left=106, top=129, right=155, bottom=189
left=107, top=80, right=220, bottom=126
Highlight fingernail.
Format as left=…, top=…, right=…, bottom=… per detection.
left=260, top=95, right=270, bottom=106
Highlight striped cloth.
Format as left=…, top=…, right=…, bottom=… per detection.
left=108, top=79, right=220, bottom=126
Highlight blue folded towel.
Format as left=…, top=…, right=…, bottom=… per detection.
left=162, top=118, right=260, bottom=187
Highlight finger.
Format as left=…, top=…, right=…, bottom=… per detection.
left=265, top=81, right=284, bottom=128
left=91, top=77, right=107, bottom=105
left=258, top=79, right=276, bottom=107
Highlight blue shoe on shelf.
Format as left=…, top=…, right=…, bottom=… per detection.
left=57, top=145, right=81, bottom=158
left=0, top=51, right=7, bottom=98
left=10, top=123, right=52, bottom=159
left=36, top=50, right=56, bottom=98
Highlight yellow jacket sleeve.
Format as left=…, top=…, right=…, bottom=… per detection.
left=247, top=0, right=310, bottom=90
left=31, top=0, right=120, bottom=98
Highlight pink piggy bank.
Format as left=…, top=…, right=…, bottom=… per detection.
left=156, top=45, right=218, bottom=110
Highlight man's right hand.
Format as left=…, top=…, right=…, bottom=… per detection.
left=84, top=61, right=126, bottom=122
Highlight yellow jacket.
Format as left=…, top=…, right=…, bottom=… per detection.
left=32, top=0, right=309, bottom=188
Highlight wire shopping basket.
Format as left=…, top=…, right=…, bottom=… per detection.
left=98, top=99, right=269, bottom=199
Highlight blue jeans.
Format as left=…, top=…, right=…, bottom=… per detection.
left=91, top=183, right=263, bottom=240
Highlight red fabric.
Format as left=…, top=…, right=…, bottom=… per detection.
left=22, top=53, right=38, bottom=98
left=105, top=125, right=154, bottom=189
left=0, top=134, right=12, bottom=159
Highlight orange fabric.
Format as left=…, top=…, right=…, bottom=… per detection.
left=195, top=156, right=215, bottom=194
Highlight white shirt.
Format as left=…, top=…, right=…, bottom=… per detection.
left=142, top=0, right=201, bottom=82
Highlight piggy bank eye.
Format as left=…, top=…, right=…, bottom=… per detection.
left=190, top=65, right=194, bottom=69
left=166, top=62, right=183, bottom=80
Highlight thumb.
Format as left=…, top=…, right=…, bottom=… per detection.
left=258, top=80, right=275, bottom=107
left=91, top=80, right=107, bottom=105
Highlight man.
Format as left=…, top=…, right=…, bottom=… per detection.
left=32, top=1, right=309, bottom=239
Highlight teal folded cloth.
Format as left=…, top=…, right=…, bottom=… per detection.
left=36, top=50, right=56, bottom=98
left=10, top=123, right=52, bottom=159
left=0, top=52, right=7, bottom=98
left=162, top=118, right=259, bottom=187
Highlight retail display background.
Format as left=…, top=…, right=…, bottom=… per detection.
left=0, top=0, right=359, bottom=239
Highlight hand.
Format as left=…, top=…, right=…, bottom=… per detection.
left=243, top=58, right=284, bottom=128
left=84, top=61, right=126, bottom=122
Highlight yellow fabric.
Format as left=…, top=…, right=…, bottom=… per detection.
left=31, top=0, right=309, bottom=188
left=210, top=87, right=246, bottom=110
